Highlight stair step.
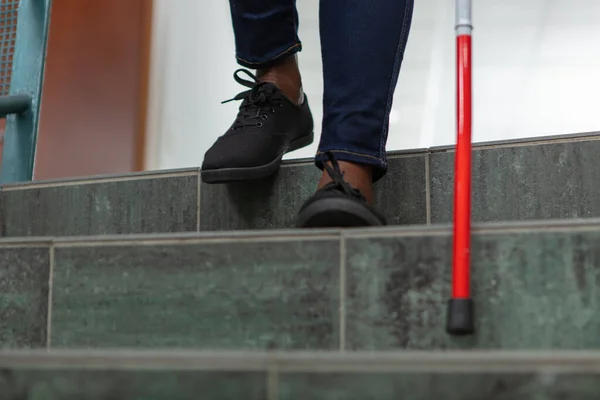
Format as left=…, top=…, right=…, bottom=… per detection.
left=2, top=218, right=600, bottom=350
left=2, top=132, right=600, bottom=237
left=1, top=350, right=600, bottom=399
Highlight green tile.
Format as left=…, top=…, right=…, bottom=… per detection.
left=430, top=140, right=600, bottom=223
left=0, top=174, right=198, bottom=237
left=0, top=369, right=267, bottom=400
left=200, top=164, right=320, bottom=231
left=0, top=247, right=49, bottom=348
left=279, top=372, right=600, bottom=400
left=374, top=155, right=427, bottom=225
left=345, top=230, right=600, bottom=349
left=51, top=239, right=340, bottom=349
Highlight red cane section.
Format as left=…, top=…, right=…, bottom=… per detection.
left=452, top=34, right=472, bottom=299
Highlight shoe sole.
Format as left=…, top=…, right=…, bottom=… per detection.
left=201, top=132, right=314, bottom=184
left=296, top=197, right=385, bottom=228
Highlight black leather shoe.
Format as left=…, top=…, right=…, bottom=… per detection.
left=201, top=69, right=314, bottom=184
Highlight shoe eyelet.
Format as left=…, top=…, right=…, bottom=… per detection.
left=256, top=122, right=263, bottom=128
left=261, top=115, right=268, bottom=120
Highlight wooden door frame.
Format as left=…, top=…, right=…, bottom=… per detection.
left=134, top=0, right=153, bottom=171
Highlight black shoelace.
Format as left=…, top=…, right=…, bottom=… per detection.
left=321, top=152, right=366, bottom=201
left=222, top=69, right=283, bottom=130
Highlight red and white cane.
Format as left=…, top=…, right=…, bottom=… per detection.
left=447, top=0, right=474, bottom=335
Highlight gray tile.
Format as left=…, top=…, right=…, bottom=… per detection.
left=430, top=140, right=600, bottom=223
left=0, top=370, right=267, bottom=400
left=0, top=247, right=49, bottom=348
left=279, top=372, right=600, bottom=400
left=345, top=230, right=600, bottom=350
left=200, top=155, right=427, bottom=231
left=0, top=175, right=198, bottom=237
left=374, top=155, right=427, bottom=225
left=200, top=164, right=320, bottom=231
left=50, top=239, right=340, bottom=349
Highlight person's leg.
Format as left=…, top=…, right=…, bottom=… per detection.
left=297, top=0, right=414, bottom=227
left=229, top=0, right=303, bottom=102
left=201, top=1, right=314, bottom=183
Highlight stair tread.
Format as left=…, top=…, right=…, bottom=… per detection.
left=2, top=217, right=600, bottom=245
left=1, top=130, right=599, bottom=189
left=2, top=351, right=599, bottom=399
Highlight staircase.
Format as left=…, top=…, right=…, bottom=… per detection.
left=3, top=132, right=600, bottom=398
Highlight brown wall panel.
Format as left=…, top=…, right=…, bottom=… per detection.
left=33, top=0, right=150, bottom=180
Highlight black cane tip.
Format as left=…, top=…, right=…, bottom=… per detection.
left=446, top=298, right=475, bottom=335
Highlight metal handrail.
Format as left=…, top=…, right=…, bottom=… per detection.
left=0, top=0, right=52, bottom=184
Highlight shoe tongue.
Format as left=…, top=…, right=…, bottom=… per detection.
left=256, top=81, right=276, bottom=93
left=245, top=83, right=279, bottom=105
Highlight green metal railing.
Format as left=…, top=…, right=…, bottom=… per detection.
left=0, top=0, right=52, bottom=184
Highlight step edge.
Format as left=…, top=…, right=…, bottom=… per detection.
left=3, top=217, right=600, bottom=247
left=429, top=130, right=600, bottom=153
left=0, top=167, right=201, bottom=191
left=3, top=131, right=600, bottom=191
left=2, top=349, right=600, bottom=373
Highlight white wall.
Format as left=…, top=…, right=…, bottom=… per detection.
left=145, top=0, right=600, bottom=170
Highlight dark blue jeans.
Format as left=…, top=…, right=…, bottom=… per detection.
left=228, top=0, right=414, bottom=181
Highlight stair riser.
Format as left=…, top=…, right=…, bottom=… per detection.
left=0, top=368, right=597, bottom=399
left=3, top=135, right=600, bottom=236
left=2, top=226, right=599, bottom=350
